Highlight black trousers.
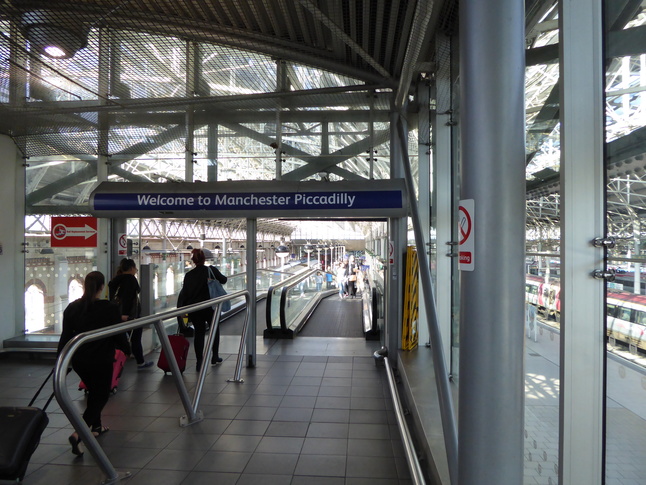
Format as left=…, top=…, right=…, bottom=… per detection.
left=73, top=356, right=112, bottom=430
left=128, top=327, right=145, bottom=364
left=189, top=308, right=220, bottom=365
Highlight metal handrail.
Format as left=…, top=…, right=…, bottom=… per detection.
left=265, top=267, right=316, bottom=332
left=384, top=355, right=426, bottom=485
left=278, top=268, right=318, bottom=330
left=397, top=117, right=458, bottom=484
left=54, top=290, right=248, bottom=485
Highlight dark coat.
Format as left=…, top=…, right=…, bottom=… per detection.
left=177, top=265, right=227, bottom=308
left=57, top=299, right=130, bottom=364
left=107, top=273, right=141, bottom=320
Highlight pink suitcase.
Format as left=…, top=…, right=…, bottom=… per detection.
left=157, top=334, right=190, bottom=374
left=78, top=349, right=127, bottom=395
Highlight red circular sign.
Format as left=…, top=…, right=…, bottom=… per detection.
left=458, top=206, right=472, bottom=245
left=52, top=224, right=67, bottom=240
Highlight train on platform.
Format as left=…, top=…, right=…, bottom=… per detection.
left=526, top=274, right=646, bottom=352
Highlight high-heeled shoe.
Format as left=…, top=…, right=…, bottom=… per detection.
left=92, top=425, right=110, bottom=437
left=68, top=434, right=83, bottom=456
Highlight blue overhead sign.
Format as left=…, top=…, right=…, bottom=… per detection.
left=90, top=180, right=407, bottom=218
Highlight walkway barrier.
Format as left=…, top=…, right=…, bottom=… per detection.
left=264, top=267, right=317, bottom=338
left=361, top=285, right=381, bottom=340
left=54, top=290, right=249, bottom=484
left=396, top=116, right=458, bottom=484
left=380, top=351, right=426, bottom=485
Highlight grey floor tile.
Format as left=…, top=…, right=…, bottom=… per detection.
left=311, top=408, right=350, bottom=423
left=307, top=422, right=349, bottom=439
left=166, top=432, right=220, bottom=450
left=235, top=405, right=277, bottom=420
left=285, top=385, right=320, bottom=396
left=294, top=454, right=346, bottom=477
left=242, top=452, right=299, bottom=475
left=348, top=423, right=391, bottom=440
left=346, top=455, right=399, bottom=479
left=273, top=406, right=314, bottom=422
left=255, top=436, right=305, bottom=454
left=224, top=419, right=271, bottom=436
left=291, top=477, right=344, bottom=485
left=193, top=450, right=252, bottom=473
left=180, top=471, right=239, bottom=484
left=235, top=473, right=293, bottom=485
left=126, top=469, right=189, bottom=485
left=301, top=437, right=348, bottom=455
left=291, top=376, right=323, bottom=386
left=347, top=438, right=398, bottom=457
left=211, top=434, right=262, bottom=452
left=265, top=421, right=310, bottom=437
left=145, top=448, right=207, bottom=471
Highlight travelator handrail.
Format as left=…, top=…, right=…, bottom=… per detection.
left=279, top=268, right=319, bottom=330
left=54, top=290, right=249, bottom=484
left=265, top=268, right=317, bottom=332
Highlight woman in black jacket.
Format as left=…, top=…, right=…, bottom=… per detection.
left=108, top=258, right=153, bottom=369
left=57, top=271, right=130, bottom=456
left=177, top=248, right=227, bottom=371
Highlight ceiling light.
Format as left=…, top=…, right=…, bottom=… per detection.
left=20, top=10, right=89, bottom=59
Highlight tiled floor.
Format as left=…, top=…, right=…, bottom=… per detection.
left=0, top=335, right=413, bottom=485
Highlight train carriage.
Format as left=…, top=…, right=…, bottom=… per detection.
left=526, top=274, right=646, bottom=353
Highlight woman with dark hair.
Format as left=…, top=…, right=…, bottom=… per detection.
left=57, top=271, right=130, bottom=456
left=108, top=258, right=153, bottom=369
left=177, top=248, right=227, bottom=371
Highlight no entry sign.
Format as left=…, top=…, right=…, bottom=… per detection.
left=458, top=200, right=474, bottom=271
left=51, top=216, right=98, bottom=248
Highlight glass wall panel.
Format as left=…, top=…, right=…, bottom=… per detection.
left=524, top=5, right=561, bottom=482
left=604, top=2, right=646, bottom=483
left=24, top=214, right=98, bottom=334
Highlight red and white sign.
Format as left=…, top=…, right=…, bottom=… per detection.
left=51, top=217, right=98, bottom=248
left=117, top=233, right=127, bottom=256
left=458, top=199, right=474, bottom=271
left=389, top=240, right=395, bottom=265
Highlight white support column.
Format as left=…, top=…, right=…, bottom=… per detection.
left=459, top=0, right=526, bottom=482
left=417, top=80, right=431, bottom=347
left=246, top=219, right=257, bottom=367
left=185, top=42, right=197, bottom=183
left=0, top=136, right=24, bottom=339
left=96, top=29, right=111, bottom=275
left=433, top=34, right=455, bottom=366
left=559, top=0, right=605, bottom=483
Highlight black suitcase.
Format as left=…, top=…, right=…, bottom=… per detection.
left=0, top=369, right=54, bottom=482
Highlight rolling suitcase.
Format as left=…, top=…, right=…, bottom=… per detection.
left=78, top=349, right=127, bottom=395
left=157, top=334, right=190, bottom=374
left=0, top=369, right=54, bottom=482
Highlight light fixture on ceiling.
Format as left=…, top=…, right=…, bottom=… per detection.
left=186, top=244, right=193, bottom=250
left=20, top=10, right=89, bottom=59
left=275, top=245, right=290, bottom=258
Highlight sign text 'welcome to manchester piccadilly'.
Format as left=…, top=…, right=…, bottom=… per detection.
left=135, top=192, right=360, bottom=209
left=90, top=181, right=407, bottom=218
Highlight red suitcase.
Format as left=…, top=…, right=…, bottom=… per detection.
left=157, top=334, right=190, bottom=374
left=79, top=349, right=127, bottom=395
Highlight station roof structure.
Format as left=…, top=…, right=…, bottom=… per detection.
left=0, top=0, right=645, bottom=249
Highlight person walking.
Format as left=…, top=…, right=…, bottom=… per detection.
left=108, top=258, right=153, bottom=369
left=57, top=271, right=130, bottom=456
left=346, top=255, right=360, bottom=298
left=336, top=262, right=348, bottom=298
left=177, top=248, right=228, bottom=371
